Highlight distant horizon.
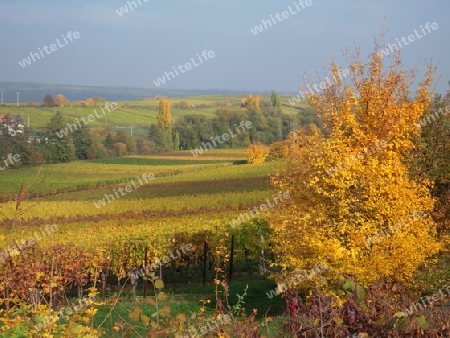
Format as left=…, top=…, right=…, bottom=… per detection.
left=0, top=80, right=296, bottom=94
left=0, top=80, right=305, bottom=104
left=1, top=78, right=448, bottom=99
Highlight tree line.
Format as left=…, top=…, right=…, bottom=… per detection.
left=147, top=92, right=320, bottom=152
left=0, top=91, right=321, bottom=164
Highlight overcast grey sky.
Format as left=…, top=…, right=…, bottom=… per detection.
left=1, top=0, right=448, bottom=93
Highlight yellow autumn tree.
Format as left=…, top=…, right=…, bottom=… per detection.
left=83, top=98, right=97, bottom=107
left=244, top=94, right=262, bottom=111
left=269, top=138, right=293, bottom=160
left=246, top=142, right=270, bottom=164
left=56, top=94, right=67, bottom=107
left=157, top=98, right=172, bottom=150
left=270, top=44, right=442, bottom=293
left=157, top=98, right=172, bottom=130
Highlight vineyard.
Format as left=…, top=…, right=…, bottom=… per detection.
left=0, top=150, right=288, bottom=337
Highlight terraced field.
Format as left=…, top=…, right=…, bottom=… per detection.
left=0, top=150, right=284, bottom=243
left=0, top=148, right=292, bottom=336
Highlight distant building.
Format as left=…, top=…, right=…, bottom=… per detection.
left=0, top=114, right=25, bottom=136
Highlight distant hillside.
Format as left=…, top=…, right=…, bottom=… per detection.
left=0, top=82, right=282, bottom=103
left=0, top=94, right=307, bottom=131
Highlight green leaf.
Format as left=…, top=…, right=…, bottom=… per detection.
left=69, top=324, right=84, bottom=334
left=9, top=326, right=27, bottom=338
left=414, top=315, right=430, bottom=329
left=355, top=283, right=365, bottom=303
left=154, top=279, right=165, bottom=289
left=34, top=313, right=51, bottom=323
left=343, top=279, right=355, bottom=291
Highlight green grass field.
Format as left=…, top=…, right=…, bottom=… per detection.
left=0, top=95, right=306, bottom=128
left=92, top=275, right=284, bottom=336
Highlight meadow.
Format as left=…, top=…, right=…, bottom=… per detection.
left=0, top=95, right=304, bottom=133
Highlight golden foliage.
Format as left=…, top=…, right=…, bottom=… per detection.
left=269, top=138, right=294, bottom=160
left=157, top=99, right=172, bottom=129
left=270, top=44, right=441, bottom=293
left=242, top=94, right=262, bottom=111
left=56, top=94, right=68, bottom=108
left=245, top=142, right=270, bottom=164
left=83, top=98, right=97, bottom=107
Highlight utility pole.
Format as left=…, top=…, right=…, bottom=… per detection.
left=290, top=122, right=298, bottom=159
left=258, top=226, right=266, bottom=275
left=15, top=91, right=20, bottom=107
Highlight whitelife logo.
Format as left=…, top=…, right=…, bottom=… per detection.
left=0, top=154, right=21, bottom=171
left=18, top=31, right=81, bottom=68
left=418, top=106, right=449, bottom=127
left=266, top=263, right=328, bottom=299
left=56, top=102, right=118, bottom=138
left=401, top=282, right=450, bottom=317
left=228, top=191, right=290, bottom=228
left=35, top=295, right=96, bottom=332
left=153, top=50, right=215, bottom=87
left=364, top=211, right=424, bottom=248
left=94, top=172, right=155, bottom=209
left=116, top=0, right=149, bottom=16
left=250, top=0, right=313, bottom=35
left=377, top=22, right=439, bottom=59
left=181, top=314, right=231, bottom=337
left=0, top=224, right=58, bottom=264
left=131, top=243, right=194, bottom=279
left=190, top=121, right=252, bottom=157
left=324, top=139, right=388, bottom=177
left=288, top=68, right=351, bottom=106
